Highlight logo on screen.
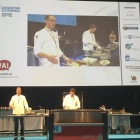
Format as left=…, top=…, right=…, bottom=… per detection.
left=125, top=43, right=133, bottom=50
left=82, top=134, right=103, bottom=140
left=125, top=55, right=140, bottom=61
left=123, top=26, right=138, bottom=30
left=124, top=35, right=140, bottom=39
left=125, top=55, right=130, bottom=61
left=131, top=76, right=137, bottom=83
left=125, top=43, right=139, bottom=51
left=131, top=76, right=137, bottom=81
left=123, top=26, right=127, bottom=30
left=127, top=11, right=134, bottom=16
left=1, top=6, right=20, bottom=12
left=0, top=60, right=11, bottom=71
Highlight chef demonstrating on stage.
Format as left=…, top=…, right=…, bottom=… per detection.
left=34, top=15, right=72, bottom=66
left=9, top=87, right=28, bottom=140
left=63, top=88, right=80, bottom=109
left=82, top=24, right=101, bottom=56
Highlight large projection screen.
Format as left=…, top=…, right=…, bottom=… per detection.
left=0, top=0, right=139, bottom=86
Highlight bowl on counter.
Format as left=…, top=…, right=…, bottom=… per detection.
left=100, top=60, right=110, bottom=66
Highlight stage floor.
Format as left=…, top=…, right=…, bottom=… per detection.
left=0, top=131, right=47, bottom=140
left=0, top=136, right=47, bottom=140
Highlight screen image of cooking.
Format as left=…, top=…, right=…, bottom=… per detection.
left=27, top=15, right=119, bottom=67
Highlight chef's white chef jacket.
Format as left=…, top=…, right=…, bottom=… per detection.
left=63, top=94, right=80, bottom=109
left=9, top=95, right=28, bottom=114
left=82, top=30, right=98, bottom=51
left=34, top=28, right=63, bottom=66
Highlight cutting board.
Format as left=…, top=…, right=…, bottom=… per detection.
left=82, top=57, right=97, bottom=64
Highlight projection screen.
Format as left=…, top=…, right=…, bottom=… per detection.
left=0, top=0, right=139, bottom=86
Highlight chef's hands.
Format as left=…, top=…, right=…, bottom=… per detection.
left=10, top=105, right=15, bottom=109
left=64, top=106, right=79, bottom=109
left=64, top=57, right=73, bottom=63
left=75, top=106, right=79, bottom=109
left=47, top=54, right=58, bottom=64
left=97, top=46, right=102, bottom=51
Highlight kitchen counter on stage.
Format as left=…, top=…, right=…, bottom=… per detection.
left=86, top=43, right=119, bottom=66
left=62, top=42, right=119, bottom=67
left=51, top=109, right=108, bottom=140
left=54, top=109, right=103, bottom=123
left=0, top=109, right=46, bottom=131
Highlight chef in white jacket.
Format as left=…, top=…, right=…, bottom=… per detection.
left=9, top=87, right=28, bottom=140
left=34, top=15, right=72, bottom=66
left=82, top=24, right=101, bottom=56
left=63, top=88, right=80, bottom=109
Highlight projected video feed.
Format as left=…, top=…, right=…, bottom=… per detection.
left=27, top=15, right=120, bottom=67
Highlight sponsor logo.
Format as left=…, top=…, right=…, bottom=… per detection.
left=125, top=55, right=140, bottom=61
left=125, top=43, right=139, bottom=51
left=0, top=3, right=20, bottom=17
left=125, top=43, right=133, bottom=50
left=82, top=134, right=102, bottom=140
left=0, top=60, right=11, bottom=71
left=0, top=60, right=18, bottom=78
left=131, top=76, right=137, bottom=81
left=127, top=11, right=134, bottom=16
left=124, top=35, right=140, bottom=39
left=1, top=6, right=20, bottom=12
left=125, top=54, right=130, bottom=61
left=123, top=26, right=138, bottom=30
left=131, top=76, right=137, bottom=83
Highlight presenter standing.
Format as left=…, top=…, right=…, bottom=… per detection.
left=34, top=15, right=72, bottom=66
left=9, top=87, right=28, bottom=140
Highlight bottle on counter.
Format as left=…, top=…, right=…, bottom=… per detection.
left=86, top=59, right=90, bottom=66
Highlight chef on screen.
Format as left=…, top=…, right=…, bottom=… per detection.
left=63, top=88, right=80, bottom=109
left=9, top=87, right=28, bottom=140
left=109, top=31, right=116, bottom=43
left=34, top=15, right=72, bottom=66
left=82, top=24, right=101, bottom=56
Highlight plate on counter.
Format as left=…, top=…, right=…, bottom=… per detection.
left=100, top=60, right=110, bottom=66
left=63, top=60, right=86, bottom=66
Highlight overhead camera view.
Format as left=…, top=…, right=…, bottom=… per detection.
left=27, top=15, right=120, bottom=67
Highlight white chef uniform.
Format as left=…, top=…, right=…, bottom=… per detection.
left=34, top=27, right=63, bottom=66
left=82, top=30, right=99, bottom=51
left=9, top=95, right=28, bottom=114
left=63, top=94, right=80, bottom=109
